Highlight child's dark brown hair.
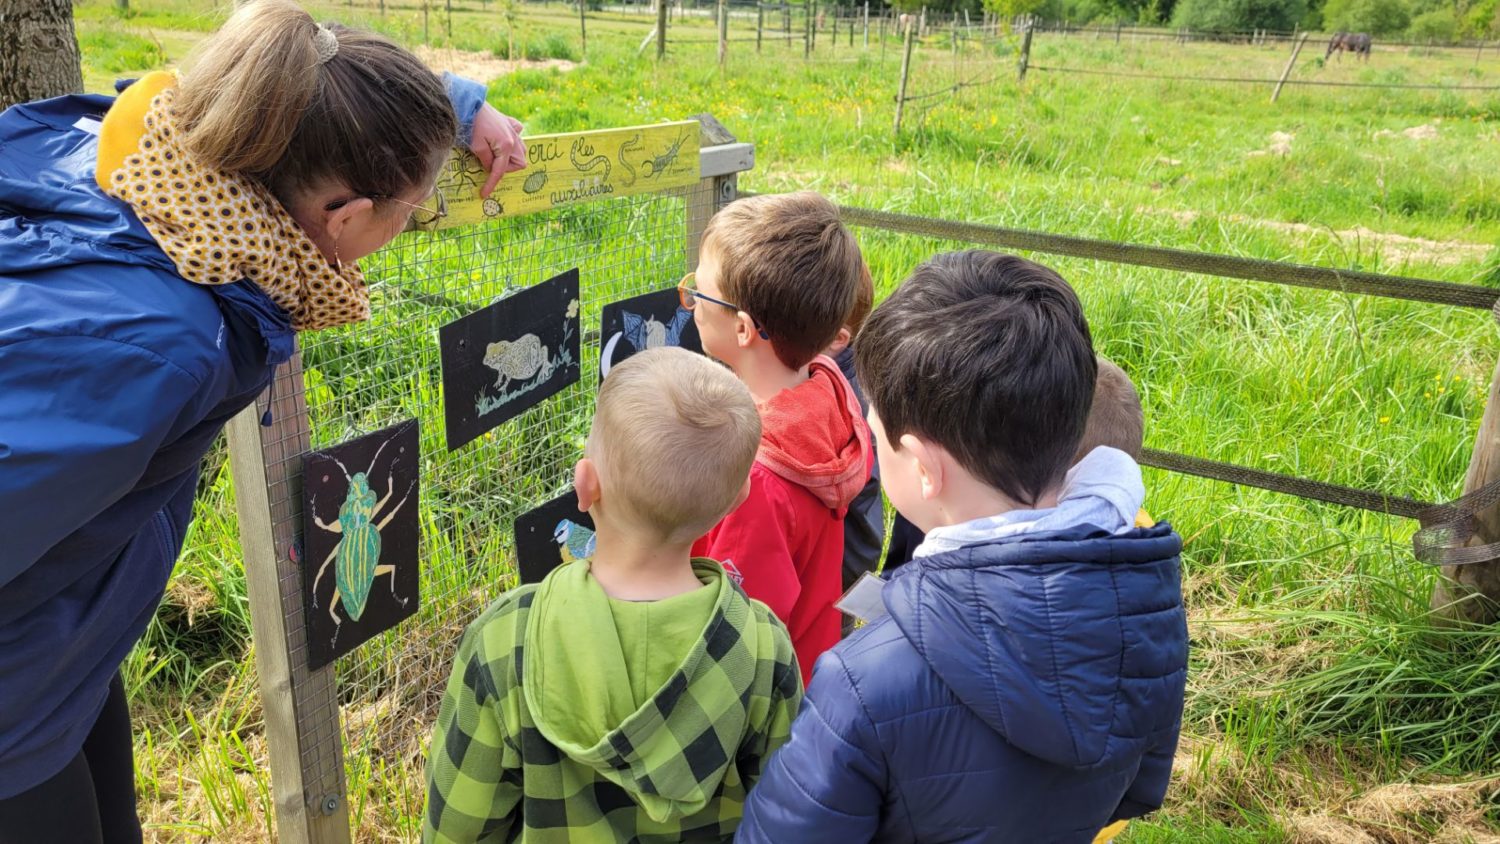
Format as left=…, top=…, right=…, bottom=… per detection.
left=704, top=192, right=864, bottom=370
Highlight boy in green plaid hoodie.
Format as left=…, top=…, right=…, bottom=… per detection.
left=424, top=347, right=804, bottom=843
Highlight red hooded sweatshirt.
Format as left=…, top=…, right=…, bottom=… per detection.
left=693, top=355, right=872, bottom=683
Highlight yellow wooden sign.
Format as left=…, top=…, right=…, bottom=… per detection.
left=426, top=120, right=701, bottom=229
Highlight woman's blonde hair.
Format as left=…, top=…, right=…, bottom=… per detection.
left=176, top=0, right=457, bottom=207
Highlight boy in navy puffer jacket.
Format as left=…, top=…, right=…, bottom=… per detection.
left=739, top=251, right=1189, bottom=844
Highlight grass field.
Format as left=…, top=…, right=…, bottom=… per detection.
left=69, top=0, right=1500, bottom=840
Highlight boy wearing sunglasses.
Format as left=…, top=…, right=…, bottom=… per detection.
left=678, top=191, right=871, bottom=683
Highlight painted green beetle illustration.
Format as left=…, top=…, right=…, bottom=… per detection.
left=310, top=435, right=413, bottom=643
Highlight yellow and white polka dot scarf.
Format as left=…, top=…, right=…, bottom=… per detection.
left=96, top=72, right=369, bottom=332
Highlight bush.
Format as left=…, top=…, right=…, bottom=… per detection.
left=1322, top=0, right=1412, bottom=35
left=1407, top=6, right=1458, bottom=40
left=1170, top=0, right=1306, bottom=31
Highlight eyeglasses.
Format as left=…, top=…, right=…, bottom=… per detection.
left=677, top=272, right=741, bottom=313
left=325, top=187, right=447, bottom=228
left=677, top=272, right=770, bottom=340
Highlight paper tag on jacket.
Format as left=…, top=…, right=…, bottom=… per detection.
left=835, top=572, right=889, bottom=624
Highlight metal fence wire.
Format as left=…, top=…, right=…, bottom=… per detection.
left=232, top=148, right=736, bottom=837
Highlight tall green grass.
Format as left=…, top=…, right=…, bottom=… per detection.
left=69, top=0, right=1500, bottom=839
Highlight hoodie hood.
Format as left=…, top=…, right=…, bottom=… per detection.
left=523, top=560, right=761, bottom=823
left=884, top=451, right=1186, bottom=770
left=756, top=355, right=871, bottom=514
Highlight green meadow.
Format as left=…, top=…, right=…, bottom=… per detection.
left=71, top=0, right=1500, bottom=840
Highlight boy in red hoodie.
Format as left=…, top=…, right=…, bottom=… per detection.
left=681, top=192, right=872, bottom=683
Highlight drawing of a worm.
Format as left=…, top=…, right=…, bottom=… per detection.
left=618, top=134, right=642, bottom=187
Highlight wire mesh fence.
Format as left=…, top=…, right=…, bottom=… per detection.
left=228, top=123, right=743, bottom=841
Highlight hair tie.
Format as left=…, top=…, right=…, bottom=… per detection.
left=313, top=25, right=339, bottom=65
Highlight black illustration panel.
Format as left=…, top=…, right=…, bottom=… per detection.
left=513, top=488, right=596, bottom=585
left=599, top=286, right=703, bottom=382
left=300, top=419, right=420, bottom=670
left=439, top=268, right=582, bottom=451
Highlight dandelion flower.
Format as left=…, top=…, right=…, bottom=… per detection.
left=1379, top=416, right=1391, bottom=424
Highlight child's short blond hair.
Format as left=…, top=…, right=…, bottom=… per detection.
left=589, top=347, right=761, bottom=543
left=1075, top=357, right=1144, bottom=463
left=703, top=192, right=864, bottom=370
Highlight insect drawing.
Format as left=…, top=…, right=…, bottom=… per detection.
left=617, top=133, right=643, bottom=187
left=482, top=198, right=503, bottom=217
left=522, top=169, right=548, bottom=194
left=554, top=519, right=597, bottom=563
left=301, top=420, right=421, bottom=667
left=622, top=307, right=693, bottom=352
left=640, top=129, right=691, bottom=181
left=484, top=333, right=551, bottom=393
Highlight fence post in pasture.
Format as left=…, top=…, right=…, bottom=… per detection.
left=864, top=1, right=870, bottom=47
left=579, top=0, right=588, bottom=59
left=423, top=0, right=430, bottom=43
left=1476, top=40, right=1484, bottom=66
left=379, top=0, right=384, bottom=15
left=1018, top=19, right=1033, bottom=81
left=894, top=19, right=916, bottom=134
left=1115, top=20, right=1121, bottom=43
left=805, top=0, right=813, bottom=56
left=1270, top=32, right=1308, bottom=103
left=657, top=0, right=669, bottom=59
left=849, top=10, right=854, bottom=46
left=918, top=6, right=926, bottom=36
left=445, top=0, right=452, bottom=39
left=1430, top=366, right=1500, bottom=626
left=757, top=4, right=764, bottom=51
left=880, top=13, right=887, bottom=59
left=227, top=388, right=352, bottom=844
left=718, top=0, right=729, bottom=67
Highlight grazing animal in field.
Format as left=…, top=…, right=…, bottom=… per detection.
left=1327, top=31, right=1372, bottom=61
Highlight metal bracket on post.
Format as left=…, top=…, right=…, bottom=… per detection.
left=686, top=115, right=754, bottom=272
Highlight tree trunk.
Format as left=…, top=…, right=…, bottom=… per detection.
left=0, top=0, right=83, bottom=111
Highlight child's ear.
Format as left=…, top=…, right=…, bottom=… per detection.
left=900, top=434, right=943, bottom=500
left=826, top=327, right=852, bottom=356
left=734, top=311, right=759, bottom=349
left=574, top=458, right=602, bottom=513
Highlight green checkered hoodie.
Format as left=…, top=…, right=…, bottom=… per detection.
left=424, top=559, right=803, bottom=843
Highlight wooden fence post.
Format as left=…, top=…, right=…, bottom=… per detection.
left=756, top=3, right=763, bottom=51
left=1431, top=361, right=1500, bottom=625
left=894, top=18, right=915, bottom=134
left=657, top=0, right=668, bottom=59
left=864, top=1, right=869, bottom=47
left=1017, top=19, right=1033, bottom=81
left=579, top=0, right=587, bottom=59
left=718, top=0, right=728, bottom=67
left=1270, top=32, right=1308, bottom=103
left=445, top=0, right=452, bottom=39
left=227, top=377, right=351, bottom=844
left=804, top=0, right=812, bottom=57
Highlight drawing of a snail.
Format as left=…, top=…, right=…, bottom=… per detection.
left=483, top=334, right=550, bottom=393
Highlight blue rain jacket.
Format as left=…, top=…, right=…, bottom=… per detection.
left=0, top=75, right=486, bottom=799
left=739, top=523, right=1189, bottom=843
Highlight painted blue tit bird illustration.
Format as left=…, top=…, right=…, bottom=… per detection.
left=622, top=307, right=693, bottom=353
left=553, top=518, right=597, bottom=562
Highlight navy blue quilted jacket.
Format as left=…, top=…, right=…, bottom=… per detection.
left=738, top=523, right=1188, bottom=843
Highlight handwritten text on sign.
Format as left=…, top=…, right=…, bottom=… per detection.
left=426, top=120, right=701, bottom=229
